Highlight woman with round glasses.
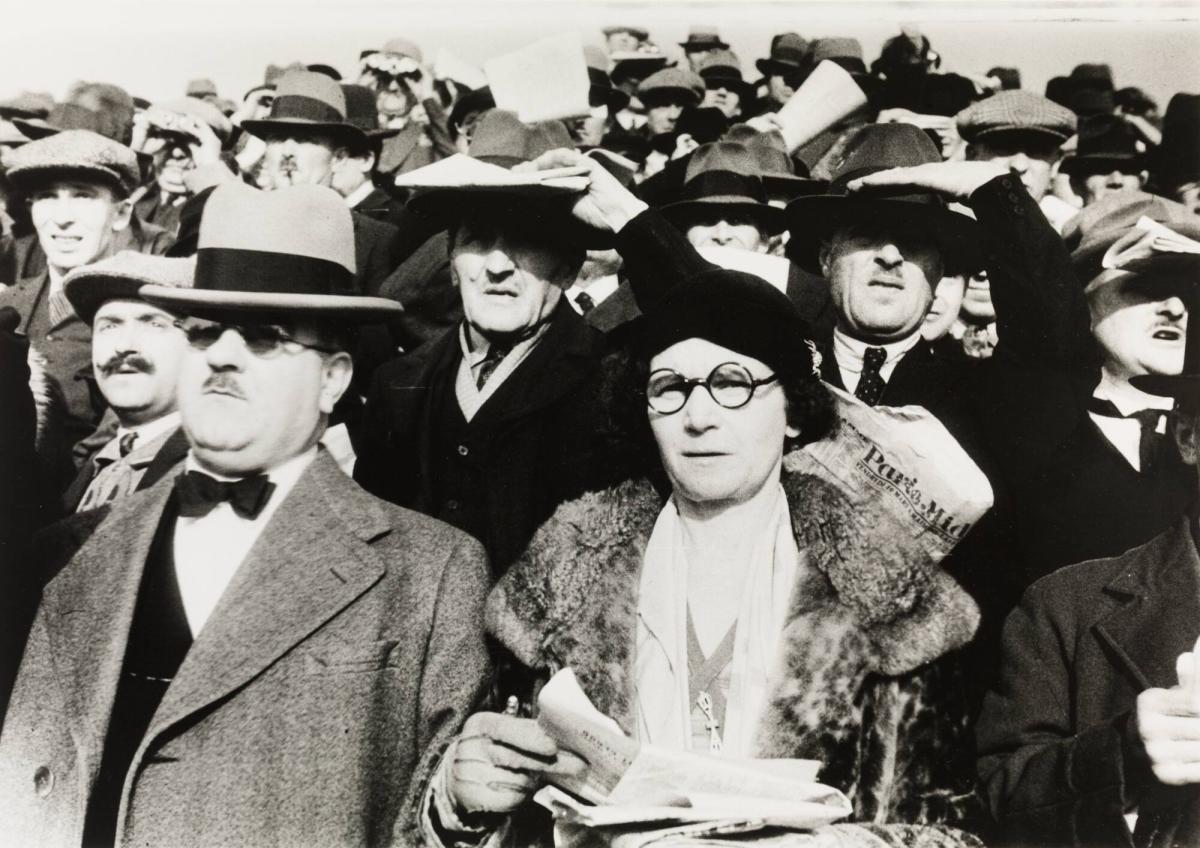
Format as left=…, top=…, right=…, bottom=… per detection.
left=426, top=269, right=982, bottom=847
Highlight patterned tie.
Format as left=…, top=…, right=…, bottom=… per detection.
left=77, top=433, right=142, bottom=512
left=854, top=347, right=888, bottom=406
left=174, top=471, right=276, bottom=520
left=1088, top=398, right=1168, bottom=472
left=575, top=291, right=596, bottom=315
left=475, top=344, right=510, bottom=391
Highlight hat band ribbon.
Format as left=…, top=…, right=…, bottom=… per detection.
left=684, top=171, right=767, bottom=203
left=196, top=248, right=355, bottom=297
left=267, top=95, right=346, bottom=125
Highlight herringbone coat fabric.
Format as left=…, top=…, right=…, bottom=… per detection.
left=0, top=450, right=492, bottom=847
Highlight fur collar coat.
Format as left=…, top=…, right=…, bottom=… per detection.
left=483, top=456, right=984, bottom=847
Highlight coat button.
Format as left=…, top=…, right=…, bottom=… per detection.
left=457, top=444, right=469, bottom=457
left=33, top=765, right=53, bottom=798
left=446, top=499, right=459, bottom=511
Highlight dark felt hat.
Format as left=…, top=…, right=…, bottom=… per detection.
left=725, top=123, right=825, bottom=201
left=756, top=33, right=810, bottom=78
left=679, top=27, right=729, bottom=52
left=694, top=50, right=757, bottom=103
left=340, top=84, right=401, bottom=141
left=609, top=51, right=669, bottom=86
left=649, top=105, right=728, bottom=155
left=241, top=71, right=369, bottom=148
left=448, top=86, right=497, bottom=139
left=584, top=47, right=631, bottom=113
left=635, top=267, right=816, bottom=380
left=1154, top=93, right=1200, bottom=195
left=784, top=122, right=980, bottom=273
left=140, top=183, right=401, bottom=322
left=1059, top=114, right=1144, bottom=177
left=660, top=141, right=787, bottom=235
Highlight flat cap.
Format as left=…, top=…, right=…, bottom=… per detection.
left=956, top=90, right=1077, bottom=144
left=5, top=129, right=140, bottom=197
left=64, top=250, right=195, bottom=324
left=637, top=67, right=705, bottom=104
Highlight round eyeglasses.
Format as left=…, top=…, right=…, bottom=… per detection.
left=175, top=319, right=337, bottom=358
left=646, top=362, right=779, bottom=415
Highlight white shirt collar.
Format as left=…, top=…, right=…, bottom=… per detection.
left=117, top=411, right=181, bottom=446
left=344, top=180, right=376, bottom=209
left=832, top=327, right=923, bottom=374
left=185, top=444, right=318, bottom=493
left=566, top=275, right=620, bottom=311
left=1094, top=370, right=1174, bottom=414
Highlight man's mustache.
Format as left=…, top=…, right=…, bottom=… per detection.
left=98, top=352, right=154, bottom=377
left=202, top=372, right=247, bottom=399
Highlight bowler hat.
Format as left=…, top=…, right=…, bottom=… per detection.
left=1059, top=114, right=1144, bottom=177
left=694, top=50, right=756, bottom=103
left=5, top=128, right=140, bottom=198
left=64, top=251, right=195, bottom=324
left=1153, top=93, right=1200, bottom=195
left=661, top=141, right=787, bottom=235
left=341, top=84, right=402, bottom=141
left=638, top=67, right=705, bottom=107
left=756, top=33, right=810, bottom=79
left=139, top=183, right=401, bottom=322
left=784, top=122, right=980, bottom=273
left=241, top=71, right=369, bottom=148
left=679, top=27, right=728, bottom=52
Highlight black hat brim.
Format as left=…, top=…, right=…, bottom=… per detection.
left=1059, top=153, right=1145, bottom=177
left=785, top=194, right=982, bottom=274
left=660, top=198, right=787, bottom=236
left=240, top=118, right=369, bottom=149
left=64, top=278, right=148, bottom=325
left=755, top=58, right=805, bottom=78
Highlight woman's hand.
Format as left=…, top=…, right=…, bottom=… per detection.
left=446, top=712, right=587, bottom=815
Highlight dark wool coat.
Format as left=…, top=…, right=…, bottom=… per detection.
left=976, top=518, right=1200, bottom=848
left=476, top=457, right=985, bottom=848
left=0, top=451, right=492, bottom=847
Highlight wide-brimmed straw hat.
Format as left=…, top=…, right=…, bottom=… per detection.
left=784, top=122, right=980, bottom=273
left=139, top=183, right=402, bottom=322
left=241, top=71, right=369, bottom=149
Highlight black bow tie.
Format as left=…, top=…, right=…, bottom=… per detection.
left=174, top=470, right=276, bottom=520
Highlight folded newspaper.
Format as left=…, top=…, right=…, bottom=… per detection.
left=795, top=385, right=994, bottom=565
left=533, top=669, right=852, bottom=846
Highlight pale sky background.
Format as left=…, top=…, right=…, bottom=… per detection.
left=2, top=0, right=1199, bottom=108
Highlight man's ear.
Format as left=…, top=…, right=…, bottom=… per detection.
left=1172, top=408, right=1200, bottom=466
left=112, top=198, right=133, bottom=233
left=318, top=351, right=354, bottom=415
left=818, top=239, right=834, bottom=279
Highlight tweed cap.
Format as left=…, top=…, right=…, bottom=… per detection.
left=64, top=250, right=195, bottom=324
left=956, top=90, right=1077, bottom=144
left=1062, top=190, right=1200, bottom=289
left=637, top=67, right=705, bottom=105
left=5, top=129, right=139, bottom=197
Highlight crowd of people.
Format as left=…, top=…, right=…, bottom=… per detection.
left=0, top=20, right=1198, bottom=848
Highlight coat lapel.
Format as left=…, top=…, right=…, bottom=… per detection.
left=146, top=453, right=391, bottom=740
left=1095, top=519, right=1200, bottom=691
left=2, top=274, right=48, bottom=334
left=39, top=477, right=176, bottom=776
left=468, top=305, right=598, bottom=434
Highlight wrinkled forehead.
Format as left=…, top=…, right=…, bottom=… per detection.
left=94, top=297, right=178, bottom=322
left=29, top=175, right=121, bottom=199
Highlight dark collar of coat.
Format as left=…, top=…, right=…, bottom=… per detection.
left=487, top=457, right=979, bottom=726
left=1095, top=517, right=1200, bottom=691
left=1, top=272, right=50, bottom=333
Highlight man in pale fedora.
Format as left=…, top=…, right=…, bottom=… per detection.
left=356, top=37, right=455, bottom=178
left=0, top=129, right=143, bottom=491
left=202, top=69, right=402, bottom=295
left=0, top=182, right=491, bottom=847
left=356, top=116, right=710, bottom=576
left=59, top=251, right=194, bottom=513
left=977, top=241, right=1200, bottom=846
